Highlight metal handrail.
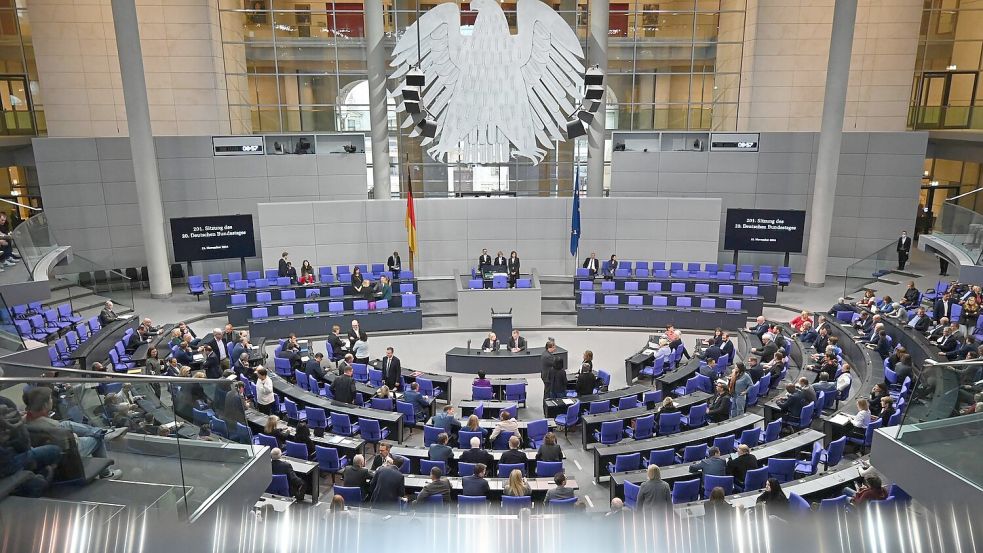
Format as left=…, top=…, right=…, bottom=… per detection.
left=0, top=197, right=40, bottom=211
left=946, top=186, right=983, bottom=202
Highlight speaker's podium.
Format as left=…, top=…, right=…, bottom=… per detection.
left=491, top=309, right=513, bottom=340
left=456, top=270, right=542, bottom=328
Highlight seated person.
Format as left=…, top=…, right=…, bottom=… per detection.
left=582, top=252, right=600, bottom=278
left=460, top=436, right=494, bottom=466
left=402, top=382, right=430, bottom=423
left=373, top=276, right=392, bottom=302
left=489, top=410, right=521, bottom=444
left=775, top=383, right=806, bottom=421
left=414, top=466, right=451, bottom=505
left=499, top=435, right=527, bottom=466
left=428, top=432, right=455, bottom=471
left=481, top=332, right=500, bottom=352
left=828, top=297, right=853, bottom=315
left=602, top=255, right=618, bottom=280
left=899, top=281, right=920, bottom=308
left=431, top=406, right=462, bottom=445
left=790, top=310, right=811, bottom=330
left=907, top=307, right=931, bottom=332
left=535, top=431, right=563, bottom=462
left=473, top=370, right=492, bottom=388
left=462, top=463, right=491, bottom=497
left=748, top=316, right=769, bottom=338
left=271, top=448, right=306, bottom=501
left=0, top=396, right=62, bottom=497
left=24, top=387, right=123, bottom=480
left=813, top=372, right=837, bottom=396
left=797, top=321, right=818, bottom=344
left=688, top=446, right=726, bottom=476
left=544, top=472, right=576, bottom=504
left=508, top=329, right=527, bottom=352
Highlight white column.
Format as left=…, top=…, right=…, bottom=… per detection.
left=365, top=0, right=391, bottom=200
left=110, top=0, right=172, bottom=298
left=585, top=0, right=609, bottom=197
left=803, top=0, right=858, bottom=287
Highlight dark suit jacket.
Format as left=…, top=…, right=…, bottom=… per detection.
left=720, top=341, right=735, bottom=361
left=224, top=390, right=247, bottom=425
left=897, top=236, right=911, bottom=253
left=934, top=299, right=954, bottom=321
left=938, top=334, right=959, bottom=353
left=233, top=361, right=253, bottom=379
left=278, top=258, right=289, bottom=277
left=778, top=390, right=807, bottom=420
left=326, top=334, right=345, bottom=359
left=460, top=448, right=494, bottom=466
left=500, top=449, right=527, bottom=466
left=415, top=478, right=451, bottom=503
left=481, top=339, right=500, bottom=351
left=749, top=323, right=769, bottom=338
left=909, top=315, right=931, bottom=332
left=428, top=443, right=454, bottom=464
left=508, top=336, right=527, bottom=351
left=583, top=257, right=599, bottom=275
left=507, top=257, right=520, bottom=276
left=306, top=358, right=326, bottom=381
left=541, top=351, right=555, bottom=384
left=342, top=466, right=371, bottom=496
left=689, top=456, right=727, bottom=476
left=387, top=255, right=401, bottom=271
left=493, top=256, right=507, bottom=267
left=380, top=356, right=402, bottom=388
left=462, top=475, right=491, bottom=497
left=125, top=332, right=144, bottom=354
left=348, top=329, right=368, bottom=345
left=174, top=349, right=194, bottom=366
left=707, top=393, right=731, bottom=423
left=202, top=353, right=221, bottom=379
left=755, top=342, right=778, bottom=363
left=331, top=374, right=357, bottom=404
left=230, top=344, right=247, bottom=364
left=702, top=344, right=722, bottom=361
left=726, top=453, right=759, bottom=484
left=99, top=308, right=118, bottom=326
left=828, top=303, right=853, bottom=315
left=369, top=466, right=406, bottom=505
left=478, top=254, right=492, bottom=268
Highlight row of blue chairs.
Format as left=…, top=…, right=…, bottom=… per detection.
left=227, top=283, right=416, bottom=304
left=581, top=293, right=744, bottom=311
left=581, top=280, right=761, bottom=296
left=471, top=382, right=528, bottom=404
left=14, top=303, right=84, bottom=343
left=578, top=263, right=791, bottom=284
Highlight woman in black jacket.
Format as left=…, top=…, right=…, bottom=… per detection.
left=548, top=357, right=568, bottom=400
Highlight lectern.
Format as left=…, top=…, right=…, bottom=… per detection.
left=491, top=309, right=513, bottom=340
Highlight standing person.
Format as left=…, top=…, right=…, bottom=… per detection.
left=493, top=250, right=507, bottom=268
left=897, top=230, right=911, bottom=271
left=278, top=252, right=289, bottom=278
left=478, top=249, right=491, bottom=272
left=331, top=365, right=357, bottom=404
left=255, top=368, right=275, bottom=414
left=351, top=266, right=366, bottom=296
left=348, top=320, right=368, bottom=346
left=548, top=357, right=567, bottom=400
left=507, top=250, right=520, bottom=288
left=387, top=251, right=401, bottom=280
left=635, top=464, right=671, bottom=510
left=729, top=363, right=753, bottom=417
left=381, top=347, right=401, bottom=389
left=541, top=340, right=557, bottom=398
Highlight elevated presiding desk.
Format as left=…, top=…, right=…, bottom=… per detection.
left=445, top=346, right=568, bottom=375
left=455, top=270, right=543, bottom=328
left=592, top=413, right=763, bottom=479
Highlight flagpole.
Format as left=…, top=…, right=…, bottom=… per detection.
left=405, top=154, right=416, bottom=274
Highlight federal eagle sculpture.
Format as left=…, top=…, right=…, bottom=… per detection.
left=391, top=0, right=586, bottom=165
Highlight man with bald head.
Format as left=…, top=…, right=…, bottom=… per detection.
left=726, top=444, right=759, bottom=485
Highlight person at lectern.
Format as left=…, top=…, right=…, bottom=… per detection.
left=278, top=251, right=289, bottom=277
left=478, top=249, right=491, bottom=271
left=481, top=332, right=500, bottom=352
left=493, top=251, right=507, bottom=268
left=387, top=251, right=401, bottom=280
left=583, top=252, right=600, bottom=278
left=603, top=255, right=618, bottom=280
left=508, top=329, right=527, bottom=352
left=507, top=250, right=520, bottom=287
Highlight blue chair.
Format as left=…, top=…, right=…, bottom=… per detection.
left=671, top=479, right=701, bottom=504
left=594, top=421, right=624, bottom=445
left=624, top=480, right=640, bottom=509
left=527, top=419, right=548, bottom=447
left=535, top=461, right=563, bottom=478
left=555, top=402, right=580, bottom=435
left=626, top=414, right=654, bottom=440
left=315, top=446, right=348, bottom=482
left=703, top=475, right=734, bottom=498
left=795, top=442, right=823, bottom=476
left=458, top=495, right=488, bottom=507
left=334, top=485, right=362, bottom=505
left=549, top=497, right=578, bottom=510
left=735, top=428, right=761, bottom=449
left=846, top=418, right=881, bottom=454
left=306, top=407, right=327, bottom=430
left=330, top=413, right=359, bottom=436
left=458, top=463, right=477, bottom=477
left=819, top=495, right=850, bottom=512
left=504, top=383, right=527, bottom=406
left=764, top=419, right=782, bottom=442
left=607, top=452, right=641, bottom=474
left=188, top=275, right=205, bottom=299
left=421, top=459, right=447, bottom=476
left=712, top=435, right=735, bottom=455
left=423, top=425, right=443, bottom=447
left=646, top=448, right=676, bottom=467
left=284, top=440, right=309, bottom=460
left=459, top=430, right=484, bottom=448
left=786, top=402, right=815, bottom=431
left=267, top=474, right=290, bottom=497
left=681, top=403, right=707, bottom=428
left=358, top=418, right=390, bottom=450
left=658, top=411, right=682, bottom=435
left=498, top=463, right=526, bottom=478
left=254, top=433, right=278, bottom=449
left=396, top=401, right=419, bottom=436
left=766, top=457, right=796, bottom=483
left=678, top=444, right=707, bottom=464
left=502, top=495, right=532, bottom=510
left=741, top=466, right=769, bottom=492
left=352, top=363, right=369, bottom=382
left=492, top=431, right=514, bottom=450
left=472, top=386, right=494, bottom=400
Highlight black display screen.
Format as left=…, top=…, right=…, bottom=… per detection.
left=724, top=209, right=806, bottom=253
left=170, top=215, right=256, bottom=262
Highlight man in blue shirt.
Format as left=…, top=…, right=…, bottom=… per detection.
left=431, top=405, right=462, bottom=446
left=428, top=432, right=454, bottom=473
left=402, top=382, right=430, bottom=423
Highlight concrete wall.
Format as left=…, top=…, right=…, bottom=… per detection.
left=609, top=131, right=929, bottom=275
left=256, top=197, right=723, bottom=277
left=33, top=136, right=367, bottom=272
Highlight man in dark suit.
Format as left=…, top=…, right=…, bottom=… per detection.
left=478, top=249, right=491, bottom=271
left=541, top=340, right=557, bottom=395
left=125, top=326, right=147, bottom=354
left=725, top=444, right=759, bottom=485
left=331, top=365, right=357, bottom=404
left=934, top=293, right=955, bottom=322
left=776, top=383, right=806, bottom=421
left=946, top=335, right=976, bottom=361
left=369, top=457, right=406, bottom=507
left=229, top=337, right=249, bottom=365
left=706, top=381, right=732, bottom=423
left=462, top=463, right=491, bottom=497
left=499, top=435, right=527, bottom=466
left=306, top=353, right=326, bottom=381
left=699, top=342, right=722, bottom=361
left=897, top=231, right=911, bottom=270
left=233, top=352, right=253, bottom=379
left=492, top=251, right=507, bottom=268
left=381, top=347, right=401, bottom=389
left=582, top=252, right=600, bottom=278
left=900, top=281, right=921, bottom=307
left=271, top=448, right=306, bottom=501
left=201, top=345, right=222, bottom=379
left=387, top=251, right=401, bottom=280
left=413, top=466, right=451, bottom=505
left=222, top=324, right=241, bottom=348
left=720, top=333, right=735, bottom=361
left=507, top=329, right=527, bottom=352
left=481, top=332, right=500, bottom=352
left=326, top=325, right=346, bottom=360
left=174, top=342, right=194, bottom=366
left=907, top=308, right=931, bottom=332
left=223, top=381, right=248, bottom=426
left=201, top=329, right=229, bottom=371
left=748, top=316, right=769, bottom=338
left=746, top=356, right=764, bottom=383
left=751, top=333, right=778, bottom=363
left=428, top=433, right=454, bottom=467
left=688, top=446, right=726, bottom=476
left=278, top=252, right=289, bottom=277
left=460, top=436, right=494, bottom=466
left=348, top=320, right=367, bottom=346
left=827, top=297, right=853, bottom=315
left=98, top=301, right=119, bottom=326
left=402, top=382, right=430, bottom=422
left=342, top=454, right=371, bottom=498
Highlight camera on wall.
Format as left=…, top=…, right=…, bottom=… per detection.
left=344, top=143, right=357, bottom=154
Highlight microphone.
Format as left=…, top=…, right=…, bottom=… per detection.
left=467, top=339, right=471, bottom=354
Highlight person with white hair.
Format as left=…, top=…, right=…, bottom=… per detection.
left=341, top=454, right=371, bottom=497
left=748, top=315, right=769, bottom=338
left=270, top=448, right=306, bottom=501
left=98, top=300, right=118, bottom=326
left=460, top=436, right=494, bottom=466
left=751, top=332, right=778, bottom=363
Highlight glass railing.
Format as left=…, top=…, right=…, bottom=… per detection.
left=843, top=240, right=897, bottom=298
left=894, top=358, right=983, bottom=489
left=8, top=209, right=57, bottom=277
left=931, top=201, right=983, bottom=265
left=909, top=105, right=983, bottom=130
left=0, top=289, right=26, bottom=352
left=52, top=251, right=136, bottom=314
left=0, top=362, right=259, bottom=521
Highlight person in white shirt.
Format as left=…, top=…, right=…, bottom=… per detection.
left=255, top=367, right=276, bottom=414
left=848, top=398, right=872, bottom=435
left=836, top=364, right=853, bottom=395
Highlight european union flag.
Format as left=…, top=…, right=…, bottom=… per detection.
left=570, top=171, right=581, bottom=256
